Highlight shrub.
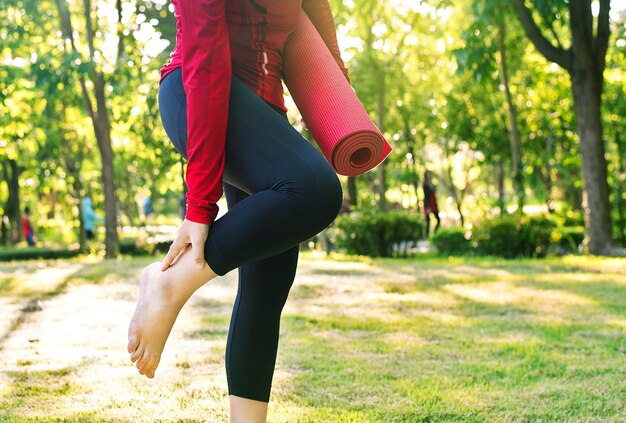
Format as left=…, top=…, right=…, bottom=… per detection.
left=473, top=215, right=524, bottom=258
left=0, top=247, right=82, bottom=262
left=523, top=215, right=556, bottom=258
left=431, top=227, right=471, bottom=256
left=332, top=210, right=423, bottom=257
left=552, top=210, right=584, bottom=227
left=552, top=226, right=585, bottom=252
left=119, top=239, right=170, bottom=256
left=473, top=214, right=556, bottom=258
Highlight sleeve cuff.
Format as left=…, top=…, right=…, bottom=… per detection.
left=185, top=201, right=219, bottom=225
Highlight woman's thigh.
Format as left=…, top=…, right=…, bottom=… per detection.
left=158, top=69, right=335, bottom=198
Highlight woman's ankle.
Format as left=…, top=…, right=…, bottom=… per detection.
left=229, top=395, right=268, bottom=423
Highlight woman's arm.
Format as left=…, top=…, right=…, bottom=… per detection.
left=301, top=0, right=350, bottom=83
left=178, top=0, right=231, bottom=225
left=162, top=0, right=231, bottom=270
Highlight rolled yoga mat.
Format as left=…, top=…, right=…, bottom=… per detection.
left=282, top=12, right=392, bottom=177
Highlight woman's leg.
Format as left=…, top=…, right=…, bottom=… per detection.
left=223, top=184, right=298, bottom=420
left=129, top=69, right=340, bottom=385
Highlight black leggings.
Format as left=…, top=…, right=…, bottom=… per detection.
left=425, top=211, right=441, bottom=237
left=158, top=68, right=342, bottom=402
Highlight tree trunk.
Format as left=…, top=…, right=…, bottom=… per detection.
left=115, top=0, right=125, bottom=65
left=1, top=216, right=7, bottom=245
left=376, top=71, right=387, bottom=211
left=121, top=197, right=137, bottom=228
left=442, top=158, right=465, bottom=227
left=63, top=163, right=87, bottom=250
left=94, top=113, right=120, bottom=257
left=404, top=117, right=420, bottom=213
left=570, top=69, right=613, bottom=254
left=498, top=20, right=525, bottom=211
left=497, top=157, right=505, bottom=215
left=347, top=177, right=358, bottom=208
left=613, top=128, right=625, bottom=246
left=69, top=171, right=87, bottom=250
left=543, top=134, right=555, bottom=213
left=457, top=204, right=465, bottom=227
left=55, top=0, right=119, bottom=256
left=84, top=0, right=119, bottom=257
left=59, top=76, right=87, bottom=251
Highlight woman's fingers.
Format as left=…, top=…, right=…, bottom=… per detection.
left=161, top=238, right=187, bottom=270
left=161, top=219, right=209, bottom=271
left=190, top=241, right=205, bottom=269
left=186, top=220, right=209, bottom=269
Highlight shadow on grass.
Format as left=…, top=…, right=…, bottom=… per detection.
left=277, top=257, right=626, bottom=420
left=0, top=364, right=98, bottom=422
left=515, top=277, right=626, bottom=316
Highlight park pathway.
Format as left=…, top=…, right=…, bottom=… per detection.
left=0, top=256, right=410, bottom=422
left=0, top=258, right=241, bottom=421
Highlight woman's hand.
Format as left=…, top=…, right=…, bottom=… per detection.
left=161, top=219, right=209, bottom=271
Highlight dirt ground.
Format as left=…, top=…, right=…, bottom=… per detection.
left=0, top=256, right=401, bottom=421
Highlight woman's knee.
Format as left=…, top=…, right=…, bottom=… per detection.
left=323, top=170, right=343, bottom=222
left=299, top=162, right=343, bottom=228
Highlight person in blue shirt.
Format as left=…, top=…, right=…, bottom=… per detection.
left=144, top=197, right=153, bottom=221
left=82, top=197, right=103, bottom=240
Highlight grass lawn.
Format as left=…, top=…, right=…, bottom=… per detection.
left=0, top=253, right=624, bottom=422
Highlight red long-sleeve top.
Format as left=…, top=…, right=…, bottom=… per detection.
left=160, top=0, right=349, bottom=225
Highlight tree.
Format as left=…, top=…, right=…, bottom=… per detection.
left=512, top=0, right=614, bottom=254
left=454, top=1, right=528, bottom=211
left=55, top=0, right=119, bottom=257
left=331, top=0, right=421, bottom=211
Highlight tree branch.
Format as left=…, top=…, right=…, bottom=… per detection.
left=54, top=0, right=97, bottom=124
left=569, top=1, right=594, bottom=69
left=594, top=0, right=611, bottom=74
left=361, top=0, right=379, bottom=71
left=537, top=6, right=563, bottom=50
left=511, top=0, right=570, bottom=71
left=82, top=0, right=96, bottom=60
left=116, top=0, right=125, bottom=66
left=54, top=0, right=77, bottom=51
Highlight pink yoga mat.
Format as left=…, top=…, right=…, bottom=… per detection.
left=283, top=12, right=392, bottom=177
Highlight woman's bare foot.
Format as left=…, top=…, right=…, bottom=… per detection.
left=127, top=263, right=183, bottom=378
left=127, top=248, right=217, bottom=378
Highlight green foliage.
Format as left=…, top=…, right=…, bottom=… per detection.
left=524, top=214, right=556, bottom=258
left=0, top=247, right=81, bottom=262
left=332, top=211, right=423, bottom=257
left=551, top=226, right=585, bottom=252
left=1, top=0, right=624, bottom=257
left=431, top=227, right=471, bottom=256
left=473, top=213, right=556, bottom=258
left=473, top=214, right=523, bottom=258
left=118, top=238, right=170, bottom=257
left=551, top=209, right=584, bottom=227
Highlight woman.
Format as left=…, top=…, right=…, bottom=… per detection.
left=423, top=171, right=441, bottom=237
left=127, top=0, right=350, bottom=421
left=22, top=206, right=36, bottom=247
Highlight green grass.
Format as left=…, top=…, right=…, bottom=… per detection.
left=0, top=254, right=624, bottom=421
